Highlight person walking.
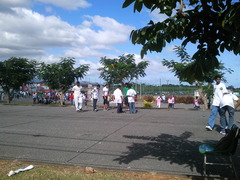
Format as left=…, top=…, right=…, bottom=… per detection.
left=127, top=84, right=137, bottom=114
left=155, top=96, right=162, bottom=108
left=205, top=75, right=227, bottom=131
left=91, top=85, right=100, bottom=112
left=72, top=81, right=83, bottom=112
left=219, top=90, right=239, bottom=135
left=113, top=85, right=124, bottom=113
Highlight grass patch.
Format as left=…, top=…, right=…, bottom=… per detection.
left=0, top=160, right=216, bottom=180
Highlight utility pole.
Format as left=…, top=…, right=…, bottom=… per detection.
left=159, top=78, right=161, bottom=93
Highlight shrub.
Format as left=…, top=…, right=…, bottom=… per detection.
left=143, top=100, right=153, bottom=108
left=142, top=95, right=154, bottom=102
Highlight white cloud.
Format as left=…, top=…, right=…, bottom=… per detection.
left=150, top=9, right=170, bottom=23
left=37, top=0, right=91, bottom=10
left=165, top=45, right=175, bottom=53
left=45, top=6, right=53, bottom=13
left=0, top=0, right=31, bottom=8
left=149, top=3, right=193, bottom=23
left=0, top=6, right=134, bottom=61
left=78, top=15, right=134, bottom=45
left=64, top=47, right=104, bottom=58
left=0, top=1, right=182, bottom=86
left=128, top=54, right=179, bottom=85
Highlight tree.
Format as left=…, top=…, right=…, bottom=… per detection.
left=162, top=46, right=232, bottom=109
left=0, top=57, right=36, bottom=103
left=122, top=0, right=240, bottom=80
left=38, top=57, right=89, bottom=105
left=98, top=54, right=149, bottom=85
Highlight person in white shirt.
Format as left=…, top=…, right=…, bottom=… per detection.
left=102, top=84, right=109, bottom=111
left=206, top=75, right=228, bottom=131
left=127, top=84, right=137, bottom=114
left=91, top=84, right=100, bottom=112
left=113, top=85, right=123, bottom=113
left=219, top=90, right=239, bottom=135
left=72, top=81, right=83, bottom=112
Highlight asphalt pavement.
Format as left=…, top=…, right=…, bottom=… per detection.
left=0, top=101, right=240, bottom=179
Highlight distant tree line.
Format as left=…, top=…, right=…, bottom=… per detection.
left=0, top=54, right=148, bottom=103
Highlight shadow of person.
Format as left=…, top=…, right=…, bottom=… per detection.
left=113, top=132, right=237, bottom=178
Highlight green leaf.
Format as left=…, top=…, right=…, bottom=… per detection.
left=122, top=0, right=135, bottom=8
left=134, top=1, right=143, bottom=12
left=220, top=43, right=225, bottom=53
left=143, top=0, right=153, bottom=9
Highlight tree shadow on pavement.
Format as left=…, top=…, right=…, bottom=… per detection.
left=113, top=132, right=237, bottom=178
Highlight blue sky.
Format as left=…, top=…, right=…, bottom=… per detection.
left=0, top=0, right=239, bottom=87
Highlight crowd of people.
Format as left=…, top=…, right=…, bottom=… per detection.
left=71, top=82, right=138, bottom=114
left=11, top=76, right=240, bottom=130
left=28, top=82, right=204, bottom=113
left=31, top=91, right=81, bottom=105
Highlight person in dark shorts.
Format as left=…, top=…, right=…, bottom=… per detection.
left=102, top=84, right=109, bottom=111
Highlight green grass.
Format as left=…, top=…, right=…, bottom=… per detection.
left=0, top=160, right=215, bottom=180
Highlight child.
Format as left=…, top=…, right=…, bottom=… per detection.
left=69, top=92, right=74, bottom=106
left=168, top=95, right=175, bottom=110
left=76, top=93, right=85, bottom=112
left=194, top=96, right=200, bottom=109
left=155, top=96, right=162, bottom=108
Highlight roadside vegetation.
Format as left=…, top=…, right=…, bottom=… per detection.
left=0, top=160, right=215, bottom=180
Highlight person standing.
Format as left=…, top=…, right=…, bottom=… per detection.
left=155, top=96, right=162, bottom=108
left=113, top=85, right=124, bottom=113
left=219, top=90, right=239, bottom=135
left=102, top=84, right=109, bottom=111
left=69, top=92, right=74, bottom=106
left=72, top=81, right=83, bottom=112
left=32, top=92, right=37, bottom=104
left=171, top=95, right=175, bottom=108
left=91, top=85, right=100, bottom=112
left=123, top=83, right=129, bottom=110
left=167, top=96, right=173, bottom=110
left=162, top=94, right=166, bottom=104
left=205, top=75, right=227, bottom=131
left=168, top=95, right=175, bottom=110
left=193, top=96, right=200, bottom=109
left=127, top=84, right=137, bottom=114
left=207, top=96, right=211, bottom=109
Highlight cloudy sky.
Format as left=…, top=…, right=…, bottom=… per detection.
left=0, top=0, right=239, bottom=87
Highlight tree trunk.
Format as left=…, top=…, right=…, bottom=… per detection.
left=59, top=90, right=67, bottom=106
left=6, top=89, right=12, bottom=104
left=59, top=92, right=64, bottom=106
left=195, top=82, right=208, bottom=110
left=197, top=87, right=208, bottom=110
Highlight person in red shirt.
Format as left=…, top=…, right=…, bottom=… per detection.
left=69, top=92, right=74, bottom=106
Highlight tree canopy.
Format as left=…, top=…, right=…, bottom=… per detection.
left=162, top=45, right=233, bottom=109
left=0, top=57, right=36, bottom=103
left=38, top=57, right=89, bottom=93
left=162, top=46, right=233, bottom=84
left=98, top=54, right=149, bottom=85
left=123, top=0, right=240, bottom=80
